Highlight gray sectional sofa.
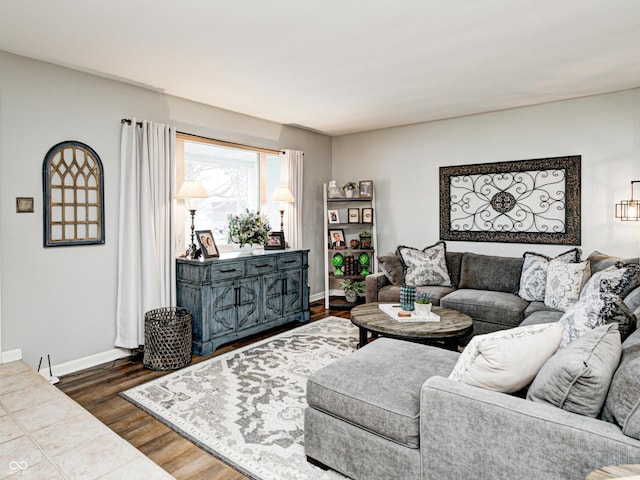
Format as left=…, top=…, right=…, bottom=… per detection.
left=305, top=249, right=640, bottom=480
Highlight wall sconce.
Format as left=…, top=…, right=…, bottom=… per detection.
left=176, top=180, right=209, bottom=258
left=615, top=180, right=640, bottom=221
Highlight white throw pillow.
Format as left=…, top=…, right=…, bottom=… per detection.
left=518, top=249, right=581, bottom=302
left=448, top=323, right=564, bottom=393
left=544, top=259, right=591, bottom=311
left=396, top=241, right=453, bottom=287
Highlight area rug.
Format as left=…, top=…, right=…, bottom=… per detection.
left=121, top=317, right=357, bottom=480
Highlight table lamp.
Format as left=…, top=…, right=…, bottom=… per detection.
left=271, top=186, right=295, bottom=239
left=176, top=180, right=209, bottom=258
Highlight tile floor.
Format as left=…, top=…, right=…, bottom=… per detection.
left=0, top=361, right=174, bottom=479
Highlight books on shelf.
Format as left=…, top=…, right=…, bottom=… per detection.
left=378, top=303, right=441, bottom=323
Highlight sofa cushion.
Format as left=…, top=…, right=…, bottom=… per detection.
left=445, top=251, right=464, bottom=288
left=397, top=241, right=453, bottom=287
left=521, top=310, right=564, bottom=326
left=448, top=322, right=564, bottom=393
left=527, top=323, right=622, bottom=418
left=440, top=289, right=528, bottom=327
left=602, top=328, right=640, bottom=440
left=377, top=285, right=455, bottom=306
left=518, top=248, right=581, bottom=302
left=544, top=259, right=590, bottom=311
left=457, top=253, right=523, bottom=294
left=377, top=252, right=405, bottom=286
left=624, top=286, right=640, bottom=318
left=307, top=338, right=459, bottom=449
left=587, top=250, right=625, bottom=275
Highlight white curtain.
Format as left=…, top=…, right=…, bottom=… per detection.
left=280, top=149, right=304, bottom=249
left=115, top=118, right=176, bottom=348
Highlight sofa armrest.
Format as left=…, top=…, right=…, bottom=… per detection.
left=365, top=272, right=389, bottom=303
left=420, top=376, right=640, bottom=480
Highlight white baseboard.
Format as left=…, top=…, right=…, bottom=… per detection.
left=1, top=349, right=22, bottom=363
left=38, top=348, right=131, bottom=378
left=310, top=292, right=324, bottom=302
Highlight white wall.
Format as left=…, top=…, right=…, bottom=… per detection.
left=0, top=50, right=332, bottom=369
left=332, top=89, right=640, bottom=259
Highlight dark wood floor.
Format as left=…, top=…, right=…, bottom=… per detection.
left=57, top=301, right=351, bottom=480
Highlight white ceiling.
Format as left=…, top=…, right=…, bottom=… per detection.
left=1, top=1, right=639, bottom=136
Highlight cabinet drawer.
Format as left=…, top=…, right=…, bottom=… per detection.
left=210, top=261, right=245, bottom=280
left=277, top=253, right=302, bottom=270
left=246, top=257, right=277, bottom=275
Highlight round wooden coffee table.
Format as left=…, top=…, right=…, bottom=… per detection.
left=350, top=302, right=473, bottom=349
left=585, top=464, right=640, bottom=479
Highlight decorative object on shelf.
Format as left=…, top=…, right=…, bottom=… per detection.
left=358, top=252, right=371, bottom=276
left=16, top=197, right=34, bottom=213
left=329, top=229, right=346, bottom=249
left=349, top=239, right=360, bottom=249
left=341, top=279, right=365, bottom=303
left=615, top=180, right=640, bottom=221
left=362, top=207, right=373, bottom=224
left=195, top=230, right=219, bottom=258
left=359, top=231, right=373, bottom=249
left=440, top=156, right=581, bottom=245
left=344, top=254, right=356, bottom=276
left=227, top=209, right=270, bottom=248
left=342, top=181, right=358, bottom=198
left=265, top=231, right=285, bottom=250
left=332, top=252, right=345, bottom=276
left=400, top=284, right=417, bottom=311
left=176, top=180, right=210, bottom=259
left=42, top=141, right=105, bottom=247
left=271, top=186, right=295, bottom=243
left=414, top=295, right=432, bottom=318
left=359, top=180, right=374, bottom=198
left=327, top=180, right=343, bottom=198
left=328, top=209, right=340, bottom=224
left=348, top=208, right=360, bottom=223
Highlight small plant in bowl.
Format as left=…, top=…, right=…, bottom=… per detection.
left=341, top=279, right=365, bottom=303
left=359, top=230, right=373, bottom=249
left=342, top=181, right=358, bottom=198
left=414, top=294, right=432, bottom=317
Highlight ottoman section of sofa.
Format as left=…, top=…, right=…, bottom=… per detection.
left=306, top=337, right=459, bottom=448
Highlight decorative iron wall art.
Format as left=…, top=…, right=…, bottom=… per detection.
left=42, top=141, right=105, bottom=247
left=440, top=156, right=581, bottom=245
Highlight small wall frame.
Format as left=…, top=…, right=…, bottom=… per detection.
left=42, top=141, right=105, bottom=247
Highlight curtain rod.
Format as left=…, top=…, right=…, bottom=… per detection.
left=120, top=118, right=285, bottom=155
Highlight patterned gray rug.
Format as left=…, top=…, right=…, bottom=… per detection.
left=121, top=317, right=357, bottom=480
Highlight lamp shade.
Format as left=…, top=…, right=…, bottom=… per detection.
left=176, top=181, right=209, bottom=200
left=615, top=180, right=640, bottom=221
left=271, top=187, right=295, bottom=203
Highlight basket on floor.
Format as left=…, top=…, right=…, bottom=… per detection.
left=143, top=307, right=192, bottom=371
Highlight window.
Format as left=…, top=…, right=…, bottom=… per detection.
left=176, top=134, right=281, bottom=249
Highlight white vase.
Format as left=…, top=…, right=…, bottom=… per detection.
left=414, top=303, right=432, bottom=318
left=344, top=290, right=358, bottom=303
left=345, top=189, right=354, bottom=198
left=237, top=244, right=256, bottom=254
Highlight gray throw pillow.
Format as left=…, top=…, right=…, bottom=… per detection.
left=601, top=329, right=640, bottom=440
left=527, top=323, right=622, bottom=418
left=519, top=249, right=581, bottom=302
left=377, top=252, right=405, bottom=286
left=396, top=241, right=453, bottom=287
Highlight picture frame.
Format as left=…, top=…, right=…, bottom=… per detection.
left=328, top=229, right=346, bottom=249
left=328, top=209, right=340, bottom=224
left=362, top=207, right=373, bottom=224
left=348, top=208, right=360, bottom=223
left=440, top=155, right=581, bottom=245
left=359, top=180, right=374, bottom=198
left=196, top=230, right=219, bottom=258
left=265, top=231, right=286, bottom=250
left=16, top=197, right=34, bottom=213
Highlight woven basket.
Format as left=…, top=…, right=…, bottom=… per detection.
left=143, top=307, right=192, bottom=371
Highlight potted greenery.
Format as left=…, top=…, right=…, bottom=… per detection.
left=342, top=181, right=358, bottom=198
left=226, top=209, right=270, bottom=251
left=414, top=295, right=432, bottom=317
left=359, top=230, right=373, bottom=249
left=341, top=279, right=365, bottom=303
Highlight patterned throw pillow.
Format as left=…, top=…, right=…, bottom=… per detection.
left=396, top=241, right=453, bottom=287
left=519, top=249, right=581, bottom=302
left=449, top=322, right=564, bottom=393
left=580, top=263, right=640, bottom=301
left=544, top=259, right=591, bottom=312
left=559, top=278, right=636, bottom=348
left=377, top=253, right=405, bottom=286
